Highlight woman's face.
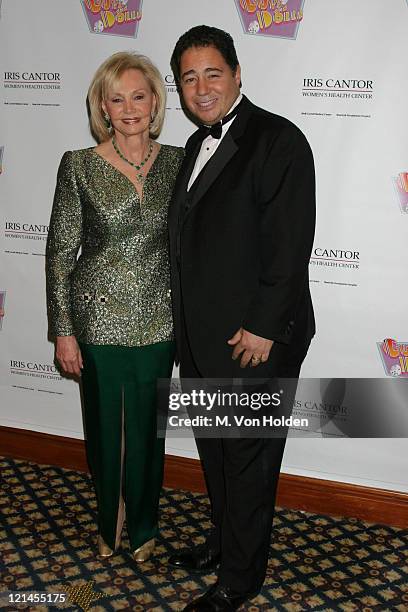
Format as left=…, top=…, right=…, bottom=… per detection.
left=102, top=68, right=156, bottom=139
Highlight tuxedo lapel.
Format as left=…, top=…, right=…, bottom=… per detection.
left=168, top=135, right=201, bottom=239
left=182, top=96, right=253, bottom=219
left=176, top=137, right=201, bottom=197
left=186, top=132, right=239, bottom=215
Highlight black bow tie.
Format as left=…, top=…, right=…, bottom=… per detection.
left=198, top=98, right=243, bottom=141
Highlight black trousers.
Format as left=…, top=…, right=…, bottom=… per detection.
left=179, top=314, right=309, bottom=594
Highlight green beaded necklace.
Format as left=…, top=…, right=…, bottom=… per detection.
left=112, top=136, right=153, bottom=184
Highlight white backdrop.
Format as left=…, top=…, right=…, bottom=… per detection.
left=1, top=0, right=407, bottom=493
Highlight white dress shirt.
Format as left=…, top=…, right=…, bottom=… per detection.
left=187, top=94, right=243, bottom=191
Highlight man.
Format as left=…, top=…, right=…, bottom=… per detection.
left=168, top=26, right=315, bottom=611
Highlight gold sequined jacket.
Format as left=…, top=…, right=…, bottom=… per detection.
left=46, top=145, right=184, bottom=346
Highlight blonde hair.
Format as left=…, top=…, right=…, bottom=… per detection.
left=88, top=51, right=166, bottom=142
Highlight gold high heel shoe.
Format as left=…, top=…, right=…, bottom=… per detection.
left=98, top=534, right=114, bottom=558
left=97, top=497, right=125, bottom=558
left=132, top=538, right=155, bottom=563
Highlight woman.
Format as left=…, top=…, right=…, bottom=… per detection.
left=46, top=52, right=183, bottom=560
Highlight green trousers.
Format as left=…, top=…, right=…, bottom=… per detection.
left=80, top=341, right=174, bottom=551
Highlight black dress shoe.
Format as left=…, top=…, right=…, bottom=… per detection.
left=183, top=582, right=256, bottom=611
left=168, top=543, right=221, bottom=573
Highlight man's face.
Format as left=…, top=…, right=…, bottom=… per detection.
left=179, top=45, right=241, bottom=125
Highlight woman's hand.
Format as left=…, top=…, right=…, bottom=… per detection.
left=55, top=335, right=83, bottom=377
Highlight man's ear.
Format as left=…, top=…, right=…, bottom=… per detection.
left=234, top=64, right=242, bottom=88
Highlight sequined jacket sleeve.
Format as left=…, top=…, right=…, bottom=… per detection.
left=46, top=151, right=82, bottom=337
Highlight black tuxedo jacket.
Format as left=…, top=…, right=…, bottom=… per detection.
left=168, top=96, right=316, bottom=377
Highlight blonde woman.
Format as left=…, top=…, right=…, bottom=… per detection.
left=46, top=52, right=183, bottom=560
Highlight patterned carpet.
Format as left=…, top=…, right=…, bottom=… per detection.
left=1, top=456, right=408, bottom=612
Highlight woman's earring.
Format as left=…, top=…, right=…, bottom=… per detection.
left=104, top=113, right=112, bottom=131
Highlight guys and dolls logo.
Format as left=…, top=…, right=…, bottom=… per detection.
left=378, top=339, right=408, bottom=378
left=392, top=172, right=408, bottom=214
left=0, top=291, right=5, bottom=331
left=235, top=0, right=304, bottom=39
left=81, top=0, right=142, bottom=37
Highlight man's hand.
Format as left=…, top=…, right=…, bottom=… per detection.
left=55, top=335, right=83, bottom=377
left=227, top=327, right=273, bottom=368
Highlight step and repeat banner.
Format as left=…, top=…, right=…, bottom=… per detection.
left=0, top=1, right=407, bottom=489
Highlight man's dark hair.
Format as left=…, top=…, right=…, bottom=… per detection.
left=171, top=25, right=239, bottom=84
